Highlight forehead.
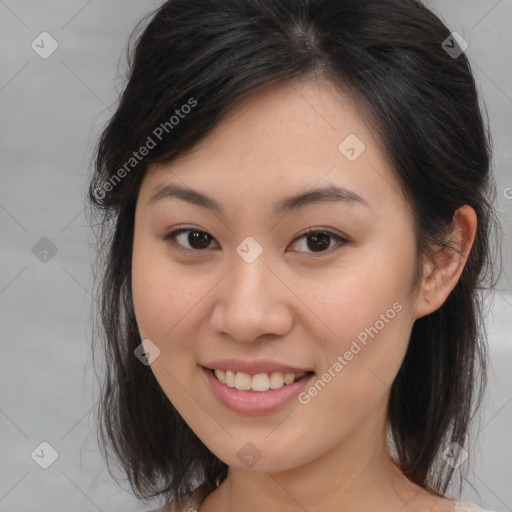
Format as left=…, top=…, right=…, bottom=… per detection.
left=140, top=77, right=407, bottom=219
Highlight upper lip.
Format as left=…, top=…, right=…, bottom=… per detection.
left=201, top=359, right=314, bottom=375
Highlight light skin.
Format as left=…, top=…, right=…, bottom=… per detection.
left=131, top=76, right=477, bottom=512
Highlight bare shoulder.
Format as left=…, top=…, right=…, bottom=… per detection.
left=454, top=501, right=500, bottom=512
left=145, top=498, right=500, bottom=512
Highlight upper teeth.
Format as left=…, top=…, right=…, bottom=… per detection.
left=213, top=369, right=306, bottom=392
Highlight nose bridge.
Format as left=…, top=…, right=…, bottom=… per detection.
left=228, top=243, right=274, bottom=314
left=231, top=247, right=269, bottom=301
left=228, top=234, right=272, bottom=300
left=210, top=241, right=293, bottom=342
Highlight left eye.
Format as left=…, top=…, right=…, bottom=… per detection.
left=290, top=229, right=346, bottom=254
left=162, top=228, right=346, bottom=255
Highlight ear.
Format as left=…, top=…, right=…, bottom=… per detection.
left=414, top=205, right=477, bottom=320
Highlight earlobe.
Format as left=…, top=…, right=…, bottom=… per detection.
left=414, top=205, right=477, bottom=320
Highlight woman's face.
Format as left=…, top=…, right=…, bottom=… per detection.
left=131, top=77, right=426, bottom=473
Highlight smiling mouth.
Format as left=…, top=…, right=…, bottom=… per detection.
left=207, top=368, right=315, bottom=392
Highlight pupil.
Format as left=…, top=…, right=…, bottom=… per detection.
left=308, top=232, right=330, bottom=252
left=189, top=231, right=210, bottom=249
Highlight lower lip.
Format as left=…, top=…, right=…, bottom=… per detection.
left=201, top=366, right=315, bottom=415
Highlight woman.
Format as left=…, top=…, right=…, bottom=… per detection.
left=87, top=0, right=503, bottom=510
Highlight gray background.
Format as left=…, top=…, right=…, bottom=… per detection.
left=0, top=1, right=511, bottom=511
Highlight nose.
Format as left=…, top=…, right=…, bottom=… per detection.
left=209, top=248, right=294, bottom=343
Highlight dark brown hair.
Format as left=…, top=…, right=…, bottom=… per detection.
left=86, top=0, right=502, bottom=503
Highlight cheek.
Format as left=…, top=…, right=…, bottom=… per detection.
left=296, top=246, right=415, bottom=396
left=131, top=235, right=203, bottom=341
left=292, top=279, right=411, bottom=448
left=132, top=250, right=170, bottom=340
left=299, top=265, right=409, bottom=350
left=131, top=239, right=206, bottom=411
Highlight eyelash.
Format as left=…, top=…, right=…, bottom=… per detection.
left=161, top=227, right=347, bottom=257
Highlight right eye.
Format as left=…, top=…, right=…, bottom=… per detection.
left=162, top=228, right=220, bottom=254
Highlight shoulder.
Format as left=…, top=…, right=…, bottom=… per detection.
left=454, top=500, right=501, bottom=512
left=144, top=482, right=211, bottom=512
left=146, top=495, right=500, bottom=512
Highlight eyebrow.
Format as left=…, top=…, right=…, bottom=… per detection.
left=147, top=183, right=371, bottom=215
